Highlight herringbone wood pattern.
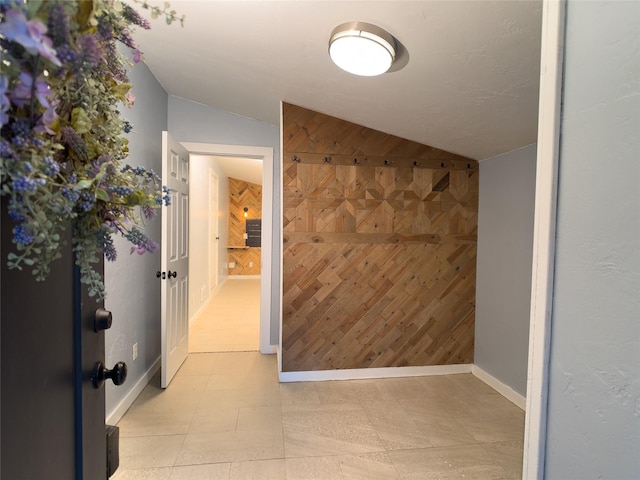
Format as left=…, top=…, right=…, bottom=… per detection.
left=282, top=104, right=478, bottom=372
left=228, top=178, right=262, bottom=275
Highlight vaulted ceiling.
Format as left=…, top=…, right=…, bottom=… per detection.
left=133, top=1, right=542, bottom=161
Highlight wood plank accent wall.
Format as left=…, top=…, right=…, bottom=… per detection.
left=282, top=103, right=479, bottom=372
left=228, top=177, right=262, bottom=276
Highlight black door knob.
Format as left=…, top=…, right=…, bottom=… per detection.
left=92, top=361, right=127, bottom=389
left=167, top=270, right=177, bottom=279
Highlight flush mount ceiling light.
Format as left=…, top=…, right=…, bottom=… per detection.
left=329, top=21, right=397, bottom=76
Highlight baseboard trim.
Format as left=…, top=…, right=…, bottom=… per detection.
left=260, top=343, right=278, bottom=355
left=189, top=295, right=213, bottom=327
left=472, top=365, right=526, bottom=410
left=106, top=357, right=160, bottom=425
left=228, top=275, right=261, bottom=279
left=279, top=363, right=472, bottom=383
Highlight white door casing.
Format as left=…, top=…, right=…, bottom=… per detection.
left=161, top=131, right=190, bottom=388
left=181, top=142, right=274, bottom=354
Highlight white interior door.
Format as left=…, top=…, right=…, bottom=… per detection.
left=161, top=131, right=189, bottom=388
left=209, top=170, right=219, bottom=293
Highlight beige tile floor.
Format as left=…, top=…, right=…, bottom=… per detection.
left=113, top=352, right=525, bottom=479
left=189, top=278, right=261, bottom=353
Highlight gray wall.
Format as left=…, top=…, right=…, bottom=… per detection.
left=545, top=1, right=639, bottom=478
left=105, top=58, right=168, bottom=416
left=475, top=144, right=536, bottom=396
left=167, top=96, right=281, bottom=345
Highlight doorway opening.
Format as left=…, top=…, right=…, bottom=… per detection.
left=183, top=143, right=275, bottom=355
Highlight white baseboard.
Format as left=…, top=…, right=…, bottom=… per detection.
left=472, top=365, right=526, bottom=410
left=106, top=357, right=160, bottom=425
left=189, top=295, right=213, bottom=327
left=228, top=275, right=261, bottom=279
left=260, top=343, right=278, bottom=354
left=279, top=363, right=472, bottom=383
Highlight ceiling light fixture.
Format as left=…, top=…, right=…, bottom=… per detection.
left=328, top=21, right=397, bottom=76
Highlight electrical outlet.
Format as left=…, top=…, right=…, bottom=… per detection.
left=132, top=342, right=138, bottom=361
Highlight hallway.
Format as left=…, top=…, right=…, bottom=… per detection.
left=112, top=352, right=524, bottom=479
left=189, top=278, right=261, bottom=353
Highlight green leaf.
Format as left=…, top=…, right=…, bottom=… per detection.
left=75, top=179, right=93, bottom=190
left=96, top=189, right=110, bottom=202
left=71, top=107, right=91, bottom=134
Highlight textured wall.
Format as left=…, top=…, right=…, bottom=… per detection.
left=228, top=178, right=262, bottom=276
left=282, top=104, right=478, bottom=372
left=475, top=144, right=536, bottom=396
left=105, top=53, right=167, bottom=417
left=544, top=2, right=640, bottom=478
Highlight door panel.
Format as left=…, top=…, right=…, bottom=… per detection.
left=161, top=132, right=190, bottom=388
left=1, top=201, right=108, bottom=479
left=209, top=171, right=219, bottom=292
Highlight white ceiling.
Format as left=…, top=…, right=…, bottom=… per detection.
left=133, top=0, right=543, bottom=161
left=213, top=155, right=263, bottom=185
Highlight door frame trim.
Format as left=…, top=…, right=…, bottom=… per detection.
left=522, top=0, right=566, bottom=478
left=182, top=142, right=274, bottom=354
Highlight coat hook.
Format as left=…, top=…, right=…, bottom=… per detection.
left=353, top=158, right=359, bottom=165
left=384, top=159, right=393, bottom=166
left=440, top=162, right=445, bottom=168
left=413, top=161, right=420, bottom=167
left=323, top=156, right=332, bottom=163
left=292, top=155, right=300, bottom=163
left=467, top=163, right=472, bottom=169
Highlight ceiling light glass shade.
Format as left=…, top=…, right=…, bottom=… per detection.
left=329, top=21, right=396, bottom=76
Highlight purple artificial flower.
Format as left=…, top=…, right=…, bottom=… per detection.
left=121, top=4, right=151, bottom=30
left=117, top=30, right=137, bottom=51
left=61, top=126, right=88, bottom=159
left=12, top=72, right=51, bottom=108
left=129, top=237, right=158, bottom=255
left=130, top=245, right=147, bottom=255
left=141, top=205, right=157, bottom=220
left=104, top=241, right=117, bottom=262
left=132, top=49, right=142, bottom=63
left=46, top=3, right=71, bottom=47
left=0, top=9, right=62, bottom=66
left=0, top=75, right=9, bottom=128
left=76, top=34, right=103, bottom=68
